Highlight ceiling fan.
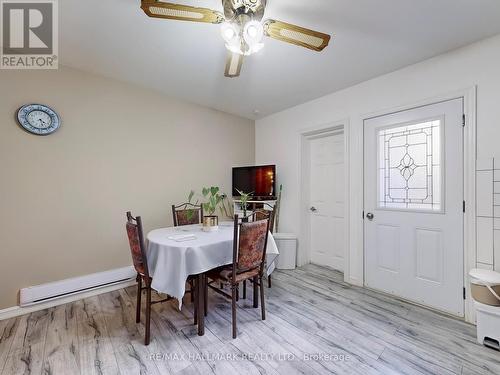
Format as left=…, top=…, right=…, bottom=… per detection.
left=141, top=0, right=331, bottom=78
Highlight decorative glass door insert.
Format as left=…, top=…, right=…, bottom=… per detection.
left=377, top=118, right=443, bottom=212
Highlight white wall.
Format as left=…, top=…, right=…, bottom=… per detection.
left=256, top=33, right=500, bottom=286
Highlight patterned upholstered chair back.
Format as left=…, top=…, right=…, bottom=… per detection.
left=235, top=217, right=270, bottom=273
left=172, top=203, right=203, bottom=226
left=253, top=204, right=276, bottom=234
left=126, top=211, right=149, bottom=277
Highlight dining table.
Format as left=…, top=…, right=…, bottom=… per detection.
left=146, top=221, right=280, bottom=335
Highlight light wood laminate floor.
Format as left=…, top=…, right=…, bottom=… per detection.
left=0, top=264, right=499, bottom=375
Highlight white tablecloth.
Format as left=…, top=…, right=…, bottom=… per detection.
left=146, top=222, right=279, bottom=307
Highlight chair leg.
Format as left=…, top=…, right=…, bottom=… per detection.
left=242, top=280, right=247, bottom=299
left=193, top=288, right=198, bottom=326
left=197, top=275, right=205, bottom=336
left=204, top=274, right=208, bottom=317
left=145, top=286, right=151, bottom=346
left=190, top=280, right=195, bottom=303
left=136, top=276, right=142, bottom=323
left=268, top=275, right=272, bottom=288
left=231, top=283, right=237, bottom=339
left=260, top=276, right=266, bottom=320
left=253, top=276, right=258, bottom=308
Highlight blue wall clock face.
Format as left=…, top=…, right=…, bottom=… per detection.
left=17, top=104, right=61, bottom=135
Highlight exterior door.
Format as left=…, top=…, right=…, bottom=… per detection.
left=309, top=132, right=345, bottom=271
left=364, top=98, right=464, bottom=316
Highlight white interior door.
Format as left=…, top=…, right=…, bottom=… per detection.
left=364, top=98, right=464, bottom=316
left=309, top=132, right=345, bottom=271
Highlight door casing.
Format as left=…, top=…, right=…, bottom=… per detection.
left=299, top=120, right=350, bottom=275
left=363, top=98, right=464, bottom=316
left=360, top=88, right=477, bottom=322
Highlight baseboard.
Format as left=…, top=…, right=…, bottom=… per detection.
left=348, top=276, right=363, bottom=287
left=0, top=268, right=137, bottom=321
left=20, top=266, right=136, bottom=306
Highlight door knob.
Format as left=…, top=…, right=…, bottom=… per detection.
left=310, top=206, right=317, bottom=212
left=366, top=212, right=374, bottom=220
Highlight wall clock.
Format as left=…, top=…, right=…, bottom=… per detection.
left=17, top=104, right=61, bottom=135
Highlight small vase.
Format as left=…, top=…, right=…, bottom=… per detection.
left=202, top=215, right=219, bottom=232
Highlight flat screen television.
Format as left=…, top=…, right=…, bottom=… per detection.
left=232, top=165, right=276, bottom=199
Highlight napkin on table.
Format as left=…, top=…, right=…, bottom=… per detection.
left=168, top=234, right=197, bottom=242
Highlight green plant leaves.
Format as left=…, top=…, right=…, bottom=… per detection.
left=188, top=186, right=231, bottom=217
left=197, top=186, right=222, bottom=216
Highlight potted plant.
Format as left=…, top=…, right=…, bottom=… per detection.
left=201, top=186, right=224, bottom=231
left=236, top=189, right=253, bottom=221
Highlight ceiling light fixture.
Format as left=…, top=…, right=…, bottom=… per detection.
left=221, top=22, right=239, bottom=43
left=141, top=0, right=331, bottom=78
left=244, top=21, right=263, bottom=41
left=221, top=20, right=264, bottom=56
left=224, top=27, right=235, bottom=40
left=221, top=22, right=243, bottom=55
left=243, top=20, right=264, bottom=55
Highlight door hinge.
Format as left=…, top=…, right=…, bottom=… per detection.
left=462, top=114, right=466, bottom=127
left=362, top=210, right=365, bottom=219
left=463, top=287, right=466, bottom=300
left=463, top=200, right=466, bottom=213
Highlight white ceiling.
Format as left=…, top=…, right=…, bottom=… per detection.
left=60, top=0, right=500, bottom=119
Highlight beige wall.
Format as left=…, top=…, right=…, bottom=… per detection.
left=0, top=66, right=254, bottom=309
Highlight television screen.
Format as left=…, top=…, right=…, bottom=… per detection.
left=232, top=165, right=276, bottom=198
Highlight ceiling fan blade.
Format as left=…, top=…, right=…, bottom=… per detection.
left=263, top=19, right=331, bottom=52
left=141, top=1, right=224, bottom=24
left=224, top=51, right=243, bottom=78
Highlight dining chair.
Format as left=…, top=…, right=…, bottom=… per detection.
left=254, top=204, right=277, bottom=288
left=126, top=211, right=172, bottom=345
left=239, top=208, right=273, bottom=298
left=171, top=202, right=204, bottom=302
left=206, top=214, right=270, bottom=338
left=254, top=203, right=276, bottom=233
left=126, top=211, right=204, bottom=345
left=172, top=202, right=204, bottom=226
